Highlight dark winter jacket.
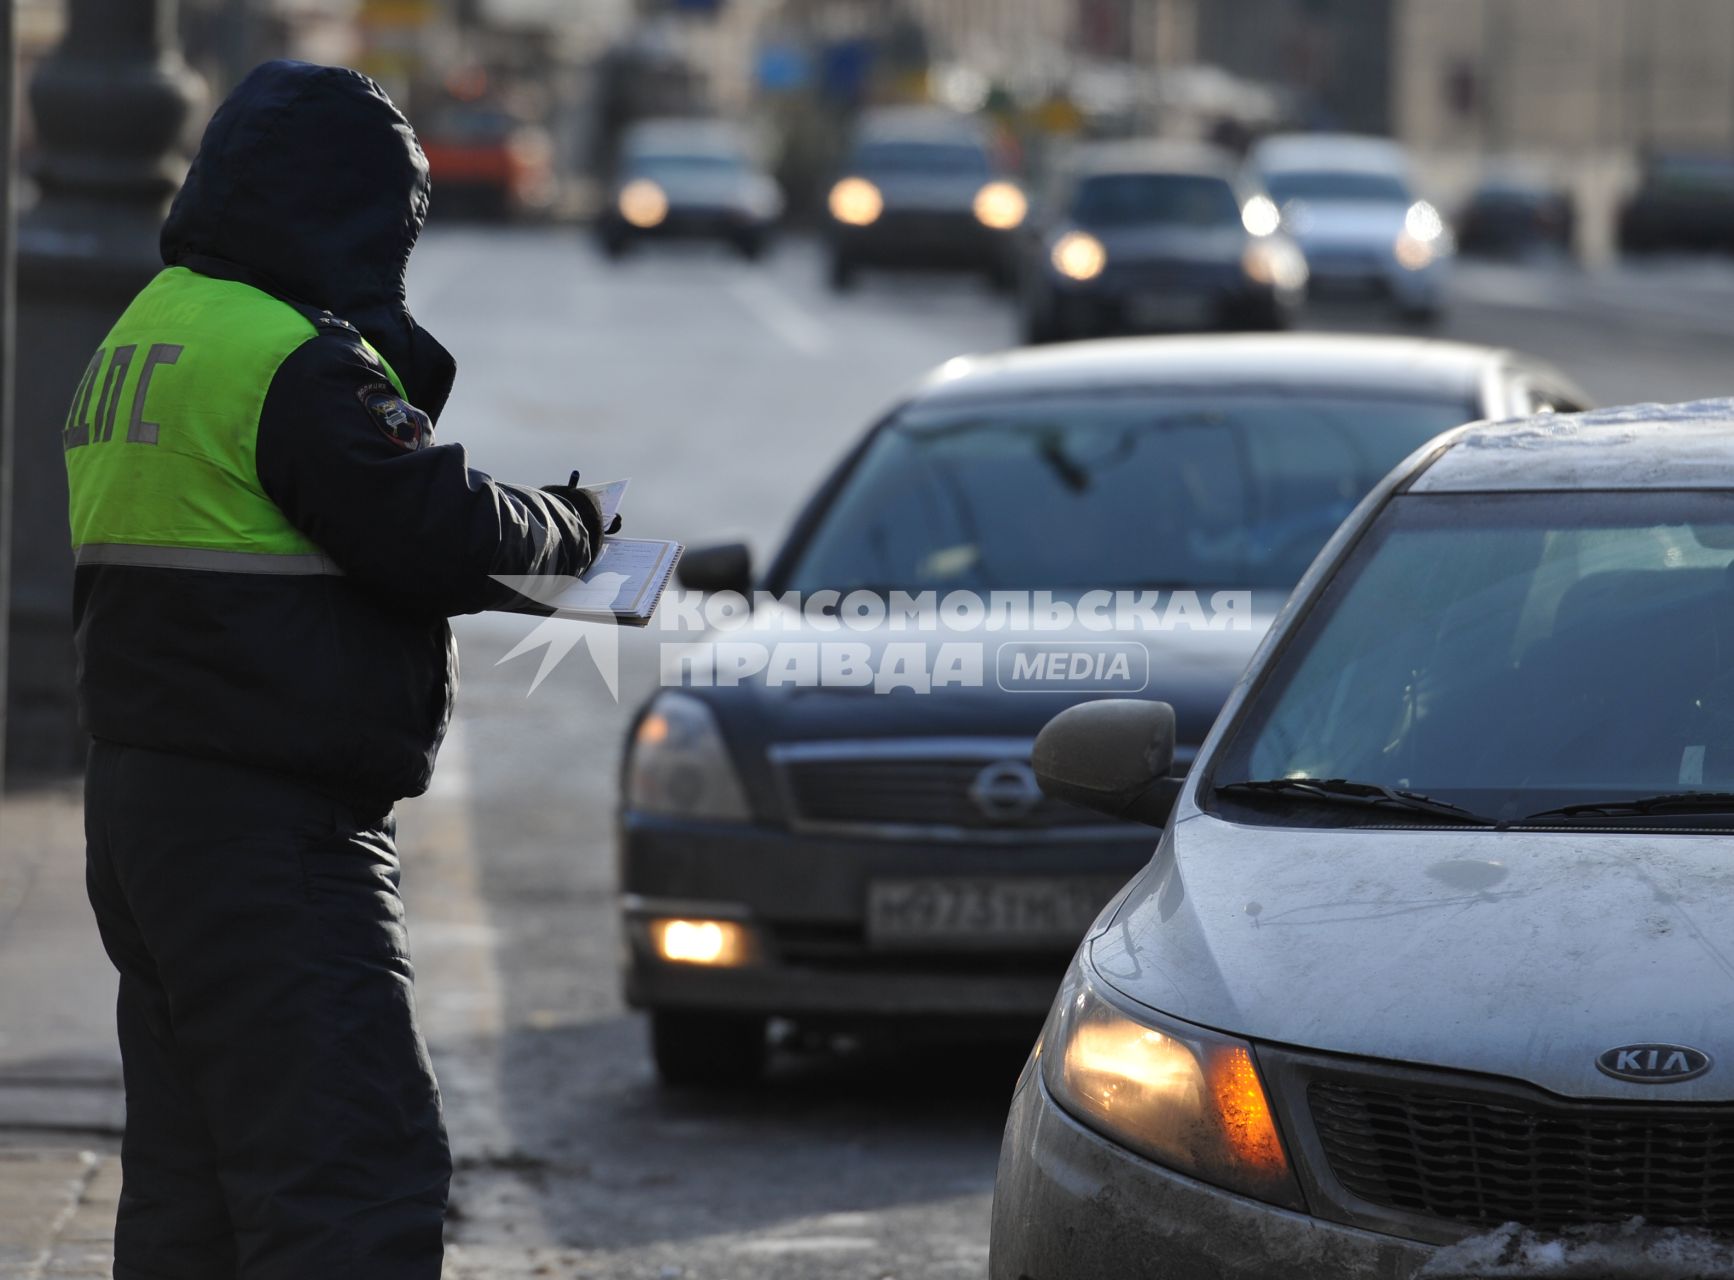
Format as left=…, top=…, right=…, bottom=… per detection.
left=69, top=60, right=592, bottom=804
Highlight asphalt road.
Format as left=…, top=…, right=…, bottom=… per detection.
left=383, top=232, right=1734, bottom=1277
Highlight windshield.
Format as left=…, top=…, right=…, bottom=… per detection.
left=1210, top=491, right=1734, bottom=824
left=1071, top=173, right=1242, bottom=228
left=1263, top=170, right=1411, bottom=204
left=851, top=140, right=991, bottom=177
left=781, top=394, right=1474, bottom=594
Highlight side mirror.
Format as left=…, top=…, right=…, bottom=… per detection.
left=1033, top=699, right=1178, bottom=828
left=677, top=542, right=752, bottom=596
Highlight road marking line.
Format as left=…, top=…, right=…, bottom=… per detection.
left=727, top=273, right=832, bottom=355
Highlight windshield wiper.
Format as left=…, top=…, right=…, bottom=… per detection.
left=1516, top=791, right=1734, bottom=825
left=1215, top=777, right=1497, bottom=825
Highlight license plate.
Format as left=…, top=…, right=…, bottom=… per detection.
left=1124, top=292, right=1214, bottom=330
left=866, top=877, right=1123, bottom=949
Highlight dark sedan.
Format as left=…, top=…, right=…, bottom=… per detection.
left=1619, top=152, right=1734, bottom=256
left=1019, top=143, right=1306, bottom=343
left=825, top=107, right=1025, bottom=291
left=597, top=118, right=783, bottom=260
left=1456, top=173, right=1575, bottom=260
left=617, top=336, right=1590, bottom=1088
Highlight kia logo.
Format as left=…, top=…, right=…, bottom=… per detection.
left=969, top=760, right=1043, bottom=822
left=1596, top=1043, right=1712, bottom=1083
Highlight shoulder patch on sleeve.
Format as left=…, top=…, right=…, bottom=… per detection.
left=356, top=382, right=433, bottom=451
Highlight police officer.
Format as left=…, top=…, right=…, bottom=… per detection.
left=66, top=62, right=600, bottom=1278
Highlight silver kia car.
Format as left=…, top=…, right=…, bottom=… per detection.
left=992, top=401, right=1734, bottom=1278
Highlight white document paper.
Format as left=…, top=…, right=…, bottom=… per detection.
left=498, top=537, right=683, bottom=627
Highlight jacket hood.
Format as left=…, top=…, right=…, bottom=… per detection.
left=161, top=60, right=455, bottom=414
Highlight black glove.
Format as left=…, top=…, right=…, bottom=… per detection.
left=542, top=471, right=622, bottom=550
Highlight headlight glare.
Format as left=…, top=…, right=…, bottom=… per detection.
left=1240, top=194, right=1281, bottom=237
left=1043, top=963, right=1303, bottom=1208
left=648, top=917, right=755, bottom=967
left=1393, top=230, right=1436, bottom=271
left=626, top=692, right=751, bottom=821
left=829, top=176, right=883, bottom=226
left=1404, top=199, right=1444, bottom=243
left=1241, top=240, right=1308, bottom=291
left=973, top=180, right=1028, bottom=229
left=1051, top=230, right=1107, bottom=281
left=619, top=178, right=669, bottom=229
left=1396, top=201, right=1452, bottom=269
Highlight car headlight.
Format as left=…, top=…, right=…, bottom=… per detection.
left=1395, top=199, right=1450, bottom=269
left=1404, top=199, right=1445, bottom=243
left=1241, top=239, right=1309, bottom=291
left=626, top=691, right=751, bottom=821
left=973, top=180, right=1027, bottom=229
left=829, top=176, right=883, bottom=226
left=1041, top=960, right=1305, bottom=1210
left=1240, top=194, right=1281, bottom=237
left=1051, top=230, right=1107, bottom=281
left=619, top=178, right=668, bottom=229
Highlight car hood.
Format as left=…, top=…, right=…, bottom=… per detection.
left=1283, top=199, right=1407, bottom=248
left=1091, top=814, right=1734, bottom=1100
left=867, top=171, right=990, bottom=213
left=1088, top=223, right=1247, bottom=265
left=670, top=600, right=1278, bottom=815
left=642, top=169, right=770, bottom=210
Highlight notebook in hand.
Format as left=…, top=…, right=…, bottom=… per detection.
left=493, top=537, right=683, bottom=627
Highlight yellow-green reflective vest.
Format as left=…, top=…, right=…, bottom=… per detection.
left=64, top=267, right=403, bottom=574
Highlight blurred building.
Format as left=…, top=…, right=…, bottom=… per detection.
left=1193, top=0, right=1734, bottom=259
left=1396, top=0, right=1734, bottom=156
left=1194, top=0, right=1390, bottom=134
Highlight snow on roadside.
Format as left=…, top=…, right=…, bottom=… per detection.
left=1421, top=1220, right=1734, bottom=1278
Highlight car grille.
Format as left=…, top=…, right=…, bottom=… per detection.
left=767, top=921, right=1073, bottom=970
left=1310, top=1079, right=1734, bottom=1231
left=1105, top=259, right=1231, bottom=290
left=779, top=757, right=1122, bottom=832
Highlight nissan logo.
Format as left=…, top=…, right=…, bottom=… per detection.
left=969, top=760, right=1043, bottom=823
left=1596, top=1043, right=1712, bottom=1084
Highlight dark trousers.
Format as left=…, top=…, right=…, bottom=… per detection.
left=83, top=741, right=450, bottom=1279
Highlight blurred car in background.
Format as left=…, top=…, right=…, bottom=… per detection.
left=1456, top=172, right=1576, bottom=260
left=597, top=118, right=784, bottom=260
left=420, top=104, right=555, bottom=222
left=825, top=106, right=1026, bottom=291
left=1018, top=142, right=1307, bottom=344
left=617, top=335, right=1589, bottom=1088
left=1619, top=152, right=1734, bottom=256
left=1251, top=133, right=1452, bottom=321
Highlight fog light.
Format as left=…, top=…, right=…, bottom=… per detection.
left=1393, top=231, right=1436, bottom=271
left=650, top=918, right=753, bottom=967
